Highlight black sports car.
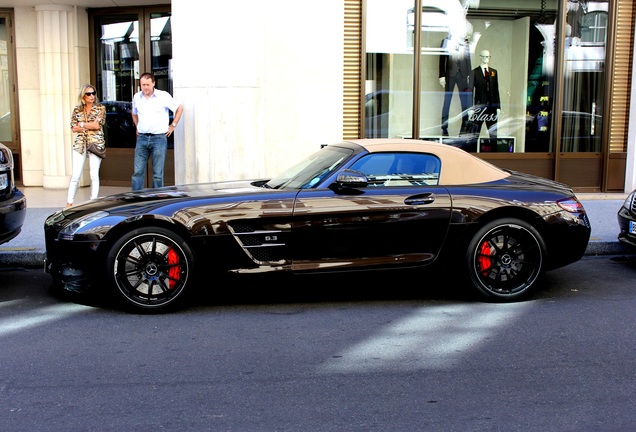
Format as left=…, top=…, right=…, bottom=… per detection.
left=0, top=142, right=26, bottom=246
left=44, top=139, right=591, bottom=312
left=618, top=189, right=636, bottom=248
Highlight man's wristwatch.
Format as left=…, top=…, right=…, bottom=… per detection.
left=171, top=122, right=177, bottom=127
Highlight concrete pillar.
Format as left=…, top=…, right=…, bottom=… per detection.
left=171, top=1, right=266, bottom=185
left=36, top=5, right=77, bottom=189
left=170, top=0, right=343, bottom=185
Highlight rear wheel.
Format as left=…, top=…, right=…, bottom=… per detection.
left=105, top=227, right=194, bottom=312
left=466, top=218, right=545, bottom=302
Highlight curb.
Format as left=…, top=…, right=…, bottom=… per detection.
left=0, top=241, right=632, bottom=270
left=0, top=249, right=46, bottom=269
left=584, top=241, right=633, bottom=257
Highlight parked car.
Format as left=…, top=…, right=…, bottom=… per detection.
left=102, top=100, right=175, bottom=149
left=0, top=142, right=26, bottom=245
left=102, top=100, right=136, bottom=148
left=44, top=138, right=591, bottom=312
left=617, top=189, right=636, bottom=248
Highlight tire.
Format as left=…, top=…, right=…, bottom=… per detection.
left=105, top=227, right=194, bottom=312
left=466, top=218, right=545, bottom=302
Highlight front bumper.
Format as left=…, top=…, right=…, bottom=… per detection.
left=617, top=207, right=636, bottom=248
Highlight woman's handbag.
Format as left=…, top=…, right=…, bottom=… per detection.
left=83, top=108, right=106, bottom=159
left=86, top=142, right=106, bottom=159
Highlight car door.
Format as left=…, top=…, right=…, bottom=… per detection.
left=290, top=152, right=452, bottom=271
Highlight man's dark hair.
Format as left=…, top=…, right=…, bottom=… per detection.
left=140, top=72, right=155, bottom=82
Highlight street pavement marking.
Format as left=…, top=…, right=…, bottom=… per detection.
left=0, top=302, right=93, bottom=337
left=319, top=302, right=533, bottom=373
left=0, top=299, right=23, bottom=310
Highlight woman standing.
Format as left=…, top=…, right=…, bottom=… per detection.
left=66, top=84, right=106, bottom=208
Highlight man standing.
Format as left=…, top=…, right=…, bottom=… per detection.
left=131, top=72, right=184, bottom=191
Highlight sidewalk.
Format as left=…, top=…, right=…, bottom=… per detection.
left=0, top=186, right=129, bottom=268
left=0, top=187, right=633, bottom=268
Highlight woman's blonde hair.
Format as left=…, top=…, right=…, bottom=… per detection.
left=77, top=84, right=100, bottom=105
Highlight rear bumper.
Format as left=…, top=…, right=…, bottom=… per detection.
left=0, top=189, right=27, bottom=245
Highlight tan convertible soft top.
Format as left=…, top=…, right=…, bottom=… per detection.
left=347, top=138, right=510, bottom=185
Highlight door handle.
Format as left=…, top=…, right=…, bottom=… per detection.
left=404, top=194, right=435, bottom=205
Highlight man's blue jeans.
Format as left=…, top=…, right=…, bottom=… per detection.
left=132, top=133, right=168, bottom=191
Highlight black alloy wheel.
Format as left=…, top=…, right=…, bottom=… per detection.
left=106, top=227, right=193, bottom=311
left=466, top=218, right=545, bottom=301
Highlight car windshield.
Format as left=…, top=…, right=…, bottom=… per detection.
left=265, top=145, right=353, bottom=189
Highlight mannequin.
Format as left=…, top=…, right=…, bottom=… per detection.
left=438, top=22, right=480, bottom=136
left=468, top=49, right=501, bottom=138
left=438, top=36, right=472, bottom=136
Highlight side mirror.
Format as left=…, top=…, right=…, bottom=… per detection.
left=330, top=169, right=368, bottom=191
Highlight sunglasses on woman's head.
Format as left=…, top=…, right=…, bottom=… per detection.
left=85, top=91, right=96, bottom=96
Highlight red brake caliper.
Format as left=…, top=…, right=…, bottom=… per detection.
left=167, top=248, right=180, bottom=289
left=478, top=241, right=492, bottom=276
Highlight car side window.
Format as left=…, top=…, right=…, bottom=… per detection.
left=350, top=153, right=440, bottom=186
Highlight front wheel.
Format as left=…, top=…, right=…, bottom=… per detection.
left=105, top=227, right=194, bottom=312
left=466, top=218, right=545, bottom=302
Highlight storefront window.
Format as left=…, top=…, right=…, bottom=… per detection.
left=365, top=0, right=587, bottom=156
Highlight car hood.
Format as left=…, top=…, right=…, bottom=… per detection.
left=63, top=179, right=272, bottom=214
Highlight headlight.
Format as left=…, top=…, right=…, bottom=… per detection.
left=59, top=211, right=109, bottom=240
left=0, top=172, right=7, bottom=189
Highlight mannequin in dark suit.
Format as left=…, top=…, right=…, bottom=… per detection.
left=439, top=37, right=472, bottom=136
left=468, top=49, right=501, bottom=138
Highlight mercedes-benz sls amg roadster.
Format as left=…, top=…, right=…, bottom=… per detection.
left=44, top=139, right=591, bottom=312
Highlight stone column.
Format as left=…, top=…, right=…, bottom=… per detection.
left=36, top=5, right=78, bottom=189
left=171, top=1, right=266, bottom=185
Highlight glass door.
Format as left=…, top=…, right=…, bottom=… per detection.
left=554, top=0, right=608, bottom=191
left=91, top=7, right=173, bottom=187
left=148, top=12, right=173, bottom=96
left=560, top=0, right=607, bottom=153
left=95, top=13, right=139, bottom=150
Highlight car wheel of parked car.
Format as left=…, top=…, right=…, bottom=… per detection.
left=106, top=227, right=193, bottom=312
left=466, top=218, right=545, bottom=301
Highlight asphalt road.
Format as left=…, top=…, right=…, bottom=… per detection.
left=1, top=254, right=636, bottom=431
